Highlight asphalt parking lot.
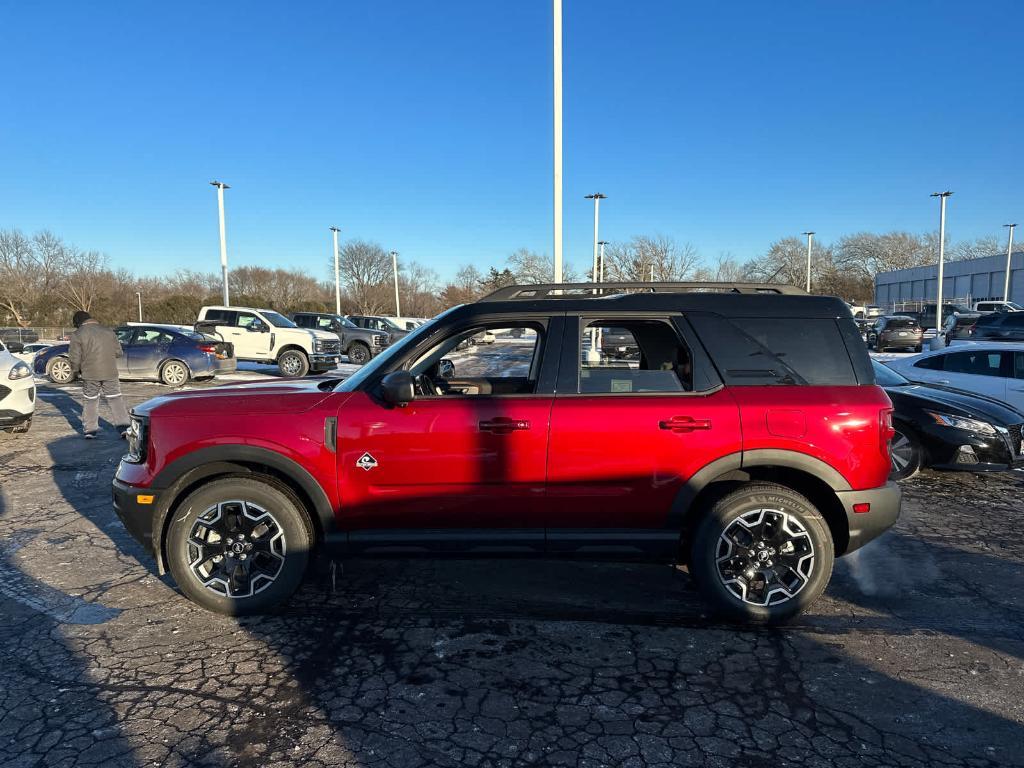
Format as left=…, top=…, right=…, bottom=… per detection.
left=2, top=374, right=1023, bottom=768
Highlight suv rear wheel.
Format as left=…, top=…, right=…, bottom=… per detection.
left=690, top=483, right=834, bottom=624
left=277, top=350, right=309, bottom=377
left=166, top=477, right=313, bottom=615
left=160, top=360, right=190, bottom=387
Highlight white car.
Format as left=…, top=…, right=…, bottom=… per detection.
left=0, top=341, right=36, bottom=433
left=13, top=342, right=51, bottom=364
left=884, top=343, right=1024, bottom=412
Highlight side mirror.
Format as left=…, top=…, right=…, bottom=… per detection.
left=380, top=370, right=415, bottom=406
left=250, top=322, right=268, bottom=333
left=7, top=342, right=24, bottom=353
left=437, top=358, right=455, bottom=379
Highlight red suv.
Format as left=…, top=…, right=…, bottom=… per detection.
left=113, top=283, right=900, bottom=623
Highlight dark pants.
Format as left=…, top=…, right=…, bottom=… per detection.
left=82, top=379, right=130, bottom=433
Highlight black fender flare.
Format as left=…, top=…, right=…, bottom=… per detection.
left=669, top=449, right=850, bottom=529
left=149, top=445, right=336, bottom=572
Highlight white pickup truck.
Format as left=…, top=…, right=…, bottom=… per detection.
left=196, top=306, right=340, bottom=377
left=972, top=300, right=1022, bottom=313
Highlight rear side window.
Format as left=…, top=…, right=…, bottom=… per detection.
left=578, top=320, right=691, bottom=393
left=943, top=351, right=1006, bottom=377
left=690, top=315, right=858, bottom=386
left=204, top=309, right=235, bottom=324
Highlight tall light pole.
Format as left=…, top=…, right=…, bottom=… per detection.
left=390, top=250, right=401, bottom=316
left=931, top=191, right=953, bottom=348
left=330, top=226, right=341, bottom=315
left=135, top=291, right=142, bottom=322
left=552, top=0, right=563, bottom=283
left=802, top=232, right=815, bottom=292
left=210, top=181, right=230, bottom=305
left=1004, top=223, right=1017, bottom=302
left=597, top=240, right=607, bottom=282
left=584, top=193, right=606, bottom=286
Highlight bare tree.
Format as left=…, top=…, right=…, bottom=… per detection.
left=336, top=240, right=392, bottom=314
left=505, top=248, right=577, bottom=283
left=603, top=235, right=701, bottom=282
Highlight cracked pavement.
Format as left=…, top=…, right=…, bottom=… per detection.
left=1, top=379, right=1022, bottom=767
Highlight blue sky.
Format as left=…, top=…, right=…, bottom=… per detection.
left=2, top=1, right=1021, bottom=281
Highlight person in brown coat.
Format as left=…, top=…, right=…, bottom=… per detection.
left=68, top=310, right=130, bottom=439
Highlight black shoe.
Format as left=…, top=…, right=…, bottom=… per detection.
left=84, top=431, right=98, bottom=440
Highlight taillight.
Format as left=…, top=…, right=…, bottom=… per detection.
left=198, top=343, right=217, bottom=354
left=879, top=408, right=895, bottom=455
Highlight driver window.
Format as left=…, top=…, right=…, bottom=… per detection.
left=115, top=328, right=135, bottom=344
left=409, top=325, right=543, bottom=396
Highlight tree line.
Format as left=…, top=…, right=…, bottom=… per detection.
left=0, top=226, right=1007, bottom=328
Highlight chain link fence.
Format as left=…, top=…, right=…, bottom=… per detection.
left=0, top=327, right=72, bottom=344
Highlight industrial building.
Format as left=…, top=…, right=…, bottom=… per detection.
left=874, top=250, right=1024, bottom=310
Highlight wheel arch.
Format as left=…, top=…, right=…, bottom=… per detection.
left=673, top=451, right=853, bottom=560
left=275, top=344, right=309, bottom=360
left=149, top=446, right=335, bottom=574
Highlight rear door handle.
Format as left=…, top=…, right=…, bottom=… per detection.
left=659, top=416, right=712, bottom=433
left=479, top=417, right=530, bottom=434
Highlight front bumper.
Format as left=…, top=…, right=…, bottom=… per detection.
left=112, top=477, right=157, bottom=551
left=310, top=353, right=341, bottom=369
left=921, top=423, right=1022, bottom=472
left=0, top=378, right=35, bottom=425
left=836, top=481, right=901, bottom=554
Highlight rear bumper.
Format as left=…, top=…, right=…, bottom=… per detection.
left=112, top=477, right=157, bottom=551
left=836, top=481, right=901, bottom=554
left=214, top=358, right=238, bottom=374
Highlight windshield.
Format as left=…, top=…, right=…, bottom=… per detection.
left=338, top=307, right=460, bottom=391
left=262, top=311, right=297, bottom=328
left=872, top=360, right=910, bottom=387
left=336, top=316, right=358, bottom=329
left=1005, top=302, right=1023, bottom=311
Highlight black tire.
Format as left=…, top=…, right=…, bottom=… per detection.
left=690, top=483, right=834, bottom=624
left=914, top=344, right=923, bottom=353
left=47, top=355, right=74, bottom=384
left=346, top=342, right=370, bottom=365
left=159, top=359, right=190, bottom=387
left=165, top=476, right=313, bottom=615
left=277, top=350, right=309, bottom=377
left=889, top=424, right=923, bottom=480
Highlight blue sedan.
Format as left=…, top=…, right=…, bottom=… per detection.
left=35, top=325, right=237, bottom=386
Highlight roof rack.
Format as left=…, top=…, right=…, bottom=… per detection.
left=480, top=282, right=807, bottom=302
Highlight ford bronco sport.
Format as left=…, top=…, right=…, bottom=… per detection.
left=114, top=283, right=900, bottom=623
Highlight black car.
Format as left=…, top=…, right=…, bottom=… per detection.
left=867, top=315, right=923, bottom=352
left=970, top=311, right=1024, bottom=342
left=290, top=312, right=388, bottom=365
left=874, top=360, right=1024, bottom=479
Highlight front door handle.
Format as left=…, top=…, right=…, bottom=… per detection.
left=936, top=379, right=950, bottom=385
left=479, top=417, right=530, bottom=434
left=659, top=416, right=712, bottom=433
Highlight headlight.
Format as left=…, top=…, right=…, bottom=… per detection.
left=926, top=411, right=997, bottom=435
left=123, top=416, right=148, bottom=463
left=8, top=361, right=31, bottom=380
left=313, top=339, right=324, bottom=352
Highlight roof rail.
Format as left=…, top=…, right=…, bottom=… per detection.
left=480, top=282, right=807, bottom=302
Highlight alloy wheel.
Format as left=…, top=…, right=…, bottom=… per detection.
left=163, top=362, right=187, bottom=386
left=715, top=507, right=815, bottom=607
left=50, top=358, right=72, bottom=383
left=890, top=430, right=915, bottom=473
left=186, top=500, right=287, bottom=599
left=280, top=354, right=302, bottom=376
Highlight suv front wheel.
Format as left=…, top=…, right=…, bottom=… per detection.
left=166, top=477, right=313, bottom=615
left=689, top=483, right=834, bottom=624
